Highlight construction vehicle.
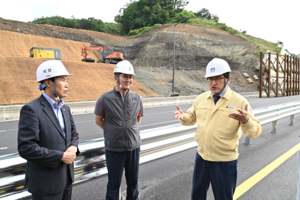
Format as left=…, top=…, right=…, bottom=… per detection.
left=30, top=47, right=61, bottom=60
left=81, top=45, right=124, bottom=64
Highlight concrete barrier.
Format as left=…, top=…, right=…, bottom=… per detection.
left=0, top=104, right=23, bottom=121
left=0, top=92, right=258, bottom=121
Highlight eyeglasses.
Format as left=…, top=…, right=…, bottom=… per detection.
left=207, top=77, right=224, bottom=83
left=121, top=75, right=134, bottom=80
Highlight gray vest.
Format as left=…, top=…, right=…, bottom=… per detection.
left=102, top=88, right=141, bottom=152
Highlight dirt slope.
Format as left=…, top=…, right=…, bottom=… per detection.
left=0, top=19, right=259, bottom=71
left=128, top=24, right=259, bottom=71
left=0, top=19, right=127, bottom=47
left=0, top=18, right=260, bottom=101
left=0, top=29, right=99, bottom=62
left=0, top=29, right=158, bottom=105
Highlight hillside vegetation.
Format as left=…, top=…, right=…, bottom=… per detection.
left=30, top=4, right=282, bottom=58
left=237, top=33, right=282, bottom=57
left=31, top=16, right=120, bottom=34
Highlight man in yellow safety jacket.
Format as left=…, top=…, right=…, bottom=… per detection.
left=174, top=58, right=262, bottom=200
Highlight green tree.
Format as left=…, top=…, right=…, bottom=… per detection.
left=172, top=0, right=189, bottom=11
left=194, top=8, right=211, bottom=19
left=168, top=10, right=195, bottom=23
left=194, top=8, right=218, bottom=22
left=115, top=0, right=190, bottom=33
left=211, top=14, right=219, bottom=23
left=150, top=4, right=169, bottom=24
left=31, top=16, right=121, bottom=34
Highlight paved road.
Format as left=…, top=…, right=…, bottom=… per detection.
left=71, top=95, right=300, bottom=200
left=1, top=95, right=300, bottom=199
left=0, top=104, right=194, bottom=155
left=1, top=95, right=299, bottom=155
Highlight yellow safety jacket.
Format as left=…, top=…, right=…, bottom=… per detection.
left=180, top=87, right=262, bottom=162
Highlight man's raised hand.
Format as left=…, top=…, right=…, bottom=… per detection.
left=174, top=105, right=184, bottom=120
left=228, top=104, right=249, bottom=124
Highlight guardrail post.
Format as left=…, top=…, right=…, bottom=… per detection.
left=271, top=121, right=277, bottom=133
left=244, top=135, right=251, bottom=145
left=289, top=115, right=294, bottom=126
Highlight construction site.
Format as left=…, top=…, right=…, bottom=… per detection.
left=0, top=18, right=261, bottom=105
left=2, top=15, right=300, bottom=200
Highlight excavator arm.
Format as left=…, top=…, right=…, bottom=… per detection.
left=81, top=44, right=123, bottom=64
left=82, top=45, right=104, bottom=60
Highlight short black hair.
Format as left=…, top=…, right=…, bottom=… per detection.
left=39, top=77, right=56, bottom=90
left=49, top=77, right=56, bottom=82
left=224, top=72, right=230, bottom=79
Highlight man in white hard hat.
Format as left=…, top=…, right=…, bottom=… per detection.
left=94, top=60, right=143, bottom=200
left=18, top=60, right=80, bottom=200
left=174, top=58, right=262, bottom=200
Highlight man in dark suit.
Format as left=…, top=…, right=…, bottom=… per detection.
left=18, top=60, right=80, bottom=200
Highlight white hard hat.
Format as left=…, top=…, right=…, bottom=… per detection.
left=114, top=60, right=135, bottom=75
left=36, top=60, right=73, bottom=83
left=205, top=58, right=231, bottom=78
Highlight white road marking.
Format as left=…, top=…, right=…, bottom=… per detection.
left=0, top=147, right=8, bottom=150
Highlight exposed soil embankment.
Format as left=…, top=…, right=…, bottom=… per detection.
left=125, top=24, right=260, bottom=72
left=0, top=19, right=259, bottom=71
left=0, top=57, right=157, bottom=105
left=0, top=18, right=126, bottom=47
left=0, top=26, right=157, bottom=105
left=0, top=30, right=97, bottom=62
left=0, top=18, right=260, bottom=102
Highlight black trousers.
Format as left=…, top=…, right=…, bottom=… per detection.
left=32, top=168, right=73, bottom=200
left=105, top=147, right=140, bottom=200
left=191, top=152, right=238, bottom=200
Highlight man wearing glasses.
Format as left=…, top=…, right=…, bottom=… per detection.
left=94, top=60, right=143, bottom=200
left=174, top=58, right=262, bottom=200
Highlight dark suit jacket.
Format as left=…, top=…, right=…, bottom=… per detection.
left=18, top=94, right=80, bottom=195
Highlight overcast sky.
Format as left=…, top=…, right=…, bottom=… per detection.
left=1, top=0, right=299, bottom=54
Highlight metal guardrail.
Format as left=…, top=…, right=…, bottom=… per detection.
left=1, top=99, right=297, bottom=199
left=0, top=124, right=197, bottom=199
left=244, top=100, right=300, bottom=145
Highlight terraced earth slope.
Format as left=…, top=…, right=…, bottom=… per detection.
left=0, top=18, right=260, bottom=103
left=0, top=29, right=157, bottom=105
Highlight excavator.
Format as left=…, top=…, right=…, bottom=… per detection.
left=81, top=45, right=124, bottom=64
